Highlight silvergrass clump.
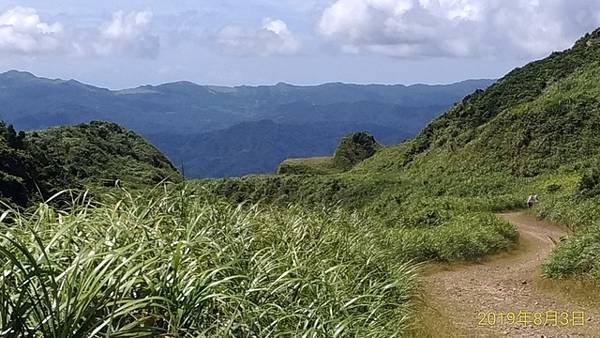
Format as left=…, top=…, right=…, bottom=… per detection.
left=538, top=193, right=600, bottom=279
left=0, top=187, right=420, bottom=337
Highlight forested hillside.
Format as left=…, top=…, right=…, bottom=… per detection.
left=0, top=121, right=180, bottom=207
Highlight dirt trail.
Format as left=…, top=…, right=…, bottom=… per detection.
left=422, top=212, right=600, bottom=337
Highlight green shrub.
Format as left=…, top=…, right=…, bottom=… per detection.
left=333, top=132, right=381, bottom=170
left=429, top=213, right=518, bottom=261
left=576, top=166, right=600, bottom=198
left=546, top=183, right=562, bottom=193
left=543, top=224, right=600, bottom=278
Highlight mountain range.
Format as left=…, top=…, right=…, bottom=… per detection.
left=0, top=70, right=493, bottom=177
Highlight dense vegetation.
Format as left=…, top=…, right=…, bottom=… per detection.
left=0, top=71, right=492, bottom=177
left=0, top=122, right=30, bottom=206
left=0, top=121, right=180, bottom=207
left=333, top=132, right=381, bottom=170
left=1, top=187, right=425, bottom=336
left=539, top=199, right=600, bottom=279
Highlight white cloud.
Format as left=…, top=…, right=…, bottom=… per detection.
left=217, top=18, right=301, bottom=56
left=102, top=11, right=152, bottom=40
left=0, top=7, right=63, bottom=54
left=90, top=10, right=159, bottom=58
left=318, top=0, right=600, bottom=58
left=0, top=7, right=159, bottom=59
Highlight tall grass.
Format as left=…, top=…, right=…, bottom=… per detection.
left=537, top=193, right=600, bottom=279
left=0, top=187, right=421, bottom=337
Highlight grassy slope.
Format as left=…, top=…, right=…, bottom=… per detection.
left=207, top=29, right=600, bottom=282
left=277, top=156, right=341, bottom=175
left=277, top=132, right=382, bottom=175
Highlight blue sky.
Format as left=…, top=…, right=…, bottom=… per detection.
left=0, top=0, right=599, bottom=88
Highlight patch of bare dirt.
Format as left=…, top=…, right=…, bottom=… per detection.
left=421, top=212, right=600, bottom=338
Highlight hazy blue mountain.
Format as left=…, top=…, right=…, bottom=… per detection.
left=0, top=70, right=493, bottom=177
left=146, top=120, right=409, bottom=178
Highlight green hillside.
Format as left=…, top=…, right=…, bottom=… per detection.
left=277, top=132, right=382, bottom=175
left=407, top=29, right=600, bottom=170
left=208, top=28, right=600, bottom=281
left=5, top=28, right=600, bottom=337
left=0, top=121, right=181, bottom=207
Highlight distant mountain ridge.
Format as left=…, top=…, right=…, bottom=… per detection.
left=0, top=71, right=493, bottom=177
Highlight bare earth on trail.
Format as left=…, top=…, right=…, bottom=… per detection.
left=421, top=212, right=600, bottom=338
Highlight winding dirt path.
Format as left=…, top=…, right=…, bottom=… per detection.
left=421, top=212, right=600, bottom=337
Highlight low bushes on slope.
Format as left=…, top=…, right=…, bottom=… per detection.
left=536, top=176, right=600, bottom=280
left=333, top=132, right=381, bottom=170
left=203, top=172, right=520, bottom=261
left=543, top=224, right=600, bottom=279
left=577, top=165, right=600, bottom=199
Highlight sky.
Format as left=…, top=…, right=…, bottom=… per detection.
left=0, top=0, right=599, bottom=89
